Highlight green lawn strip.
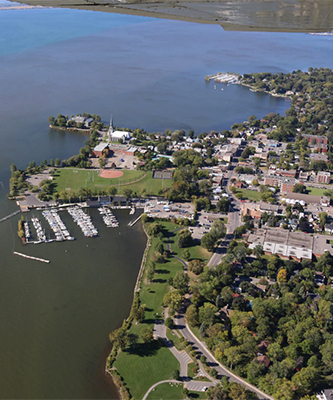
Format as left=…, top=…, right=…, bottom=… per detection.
left=306, top=187, right=327, bottom=196
left=187, top=362, right=198, bottom=378
left=146, top=382, right=184, bottom=400
left=166, top=328, right=184, bottom=351
left=113, top=222, right=186, bottom=399
left=115, top=345, right=179, bottom=400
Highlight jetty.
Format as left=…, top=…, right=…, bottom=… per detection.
left=0, top=210, right=20, bottom=223
left=14, top=251, right=50, bottom=263
left=98, top=206, right=119, bottom=228
left=128, top=213, right=142, bottom=227
left=67, top=206, right=98, bottom=237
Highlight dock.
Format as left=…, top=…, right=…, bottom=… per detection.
left=14, top=251, right=50, bottom=263
left=128, top=213, right=142, bottom=227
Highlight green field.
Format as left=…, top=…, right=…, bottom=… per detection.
left=146, top=382, right=184, bottom=400
left=52, top=168, right=172, bottom=196
left=306, top=187, right=327, bottom=196
left=236, top=189, right=261, bottom=201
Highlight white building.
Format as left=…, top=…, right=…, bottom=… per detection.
left=108, top=115, right=131, bottom=142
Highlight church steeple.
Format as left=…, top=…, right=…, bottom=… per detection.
left=108, top=114, right=114, bottom=141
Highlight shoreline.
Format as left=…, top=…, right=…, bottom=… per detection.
left=105, top=217, right=150, bottom=400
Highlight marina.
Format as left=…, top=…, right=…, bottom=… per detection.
left=98, top=206, right=119, bottom=228
left=206, top=72, right=239, bottom=84
left=42, top=209, right=74, bottom=241
left=67, top=206, right=98, bottom=237
left=31, top=217, right=48, bottom=244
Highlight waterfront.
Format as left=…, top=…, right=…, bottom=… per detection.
left=1, top=3, right=333, bottom=399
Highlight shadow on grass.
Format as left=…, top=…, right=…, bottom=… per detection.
left=155, top=269, right=170, bottom=274
left=153, top=278, right=167, bottom=284
left=126, top=338, right=163, bottom=357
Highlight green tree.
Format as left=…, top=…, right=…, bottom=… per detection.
left=172, top=271, right=189, bottom=293
left=123, top=188, right=133, bottom=200
left=185, top=304, right=199, bottom=327
left=140, top=326, right=154, bottom=343
left=188, top=259, right=204, bottom=274
left=163, top=290, right=182, bottom=315
left=201, top=233, right=216, bottom=251
left=199, top=302, right=218, bottom=326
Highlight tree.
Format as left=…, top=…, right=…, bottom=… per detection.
left=10, top=164, right=17, bottom=173
left=146, top=222, right=162, bottom=237
left=199, top=302, right=218, bottom=326
left=177, top=229, right=193, bottom=248
left=277, top=268, right=287, bottom=283
left=109, top=327, right=134, bottom=350
left=293, top=183, right=306, bottom=193
left=48, top=116, right=55, bottom=125
left=163, top=290, right=182, bottom=315
left=319, top=212, right=328, bottom=227
left=188, top=259, right=204, bottom=274
left=182, top=249, right=191, bottom=261
left=253, top=245, right=264, bottom=258
left=123, top=188, right=133, bottom=200
left=201, top=233, right=216, bottom=251
left=186, top=304, right=199, bottom=327
left=98, top=157, right=106, bottom=168
left=210, top=219, right=226, bottom=241
left=207, top=384, right=228, bottom=400
left=107, top=186, right=117, bottom=197
left=55, top=158, right=61, bottom=167
left=172, top=271, right=189, bottom=293
left=133, top=304, right=145, bottom=323
left=165, top=317, right=174, bottom=329
left=140, top=326, right=154, bottom=343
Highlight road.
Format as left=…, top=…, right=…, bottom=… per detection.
left=173, top=303, right=275, bottom=400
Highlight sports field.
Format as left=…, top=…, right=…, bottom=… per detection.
left=53, top=168, right=173, bottom=195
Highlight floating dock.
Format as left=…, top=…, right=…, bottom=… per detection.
left=14, top=251, right=50, bottom=263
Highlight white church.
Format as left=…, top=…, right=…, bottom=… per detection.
left=108, top=116, right=131, bottom=142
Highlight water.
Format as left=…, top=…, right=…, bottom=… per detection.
left=0, top=4, right=333, bottom=399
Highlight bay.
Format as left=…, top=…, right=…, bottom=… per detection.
left=0, top=4, right=332, bottom=399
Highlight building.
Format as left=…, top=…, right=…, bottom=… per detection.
left=317, top=171, right=330, bottom=184
left=92, top=143, right=110, bottom=157
left=248, top=229, right=314, bottom=261
left=302, top=134, right=328, bottom=145
left=284, top=193, right=330, bottom=206
left=107, top=115, right=131, bottom=142
left=281, top=182, right=295, bottom=194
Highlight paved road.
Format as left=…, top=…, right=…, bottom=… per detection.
left=173, top=303, right=275, bottom=400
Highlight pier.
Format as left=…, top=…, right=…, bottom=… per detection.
left=0, top=210, right=20, bottom=223
left=14, top=251, right=50, bottom=263
left=128, top=213, right=142, bottom=227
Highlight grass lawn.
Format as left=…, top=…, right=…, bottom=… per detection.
left=146, top=382, right=184, bottom=400
left=306, top=187, right=327, bottom=196
left=52, top=168, right=172, bottom=196
left=168, top=231, right=211, bottom=262
left=115, top=345, right=179, bottom=399
left=236, top=189, right=261, bottom=201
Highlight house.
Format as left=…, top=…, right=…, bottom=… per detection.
left=302, top=134, right=328, bottom=145
left=281, top=182, right=294, bottom=194
left=284, top=193, right=330, bottom=206
left=84, top=117, right=94, bottom=128
left=257, top=355, right=271, bottom=368
left=325, top=224, right=333, bottom=235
